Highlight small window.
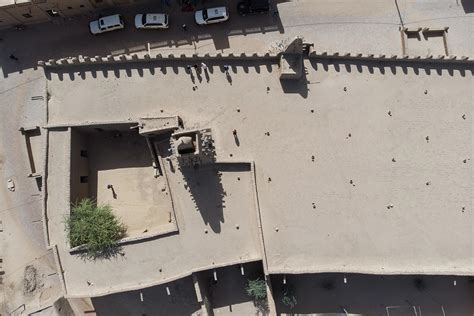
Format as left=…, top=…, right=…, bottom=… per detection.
left=67, top=6, right=72, bottom=9
left=80, top=150, right=88, bottom=158
left=80, top=176, right=88, bottom=183
left=22, top=13, right=33, bottom=18
left=80, top=4, right=85, bottom=7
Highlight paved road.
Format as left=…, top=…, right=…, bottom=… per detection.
left=0, top=0, right=471, bottom=78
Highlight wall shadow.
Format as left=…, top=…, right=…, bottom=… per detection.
left=308, top=57, right=473, bottom=77
left=43, top=58, right=278, bottom=81
left=179, top=161, right=251, bottom=234
left=461, top=0, right=474, bottom=13
left=92, top=276, right=200, bottom=316
left=207, top=261, right=264, bottom=310
left=272, top=273, right=474, bottom=316
left=180, top=164, right=225, bottom=233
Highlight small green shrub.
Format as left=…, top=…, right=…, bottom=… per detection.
left=281, top=285, right=297, bottom=309
left=246, top=278, right=269, bottom=314
left=65, top=198, right=126, bottom=259
left=246, top=278, right=267, bottom=300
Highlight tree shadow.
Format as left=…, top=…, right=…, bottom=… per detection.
left=76, top=243, right=125, bottom=261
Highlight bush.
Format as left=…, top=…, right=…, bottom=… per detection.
left=65, top=198, right=126, bottom=259
left=246, top=278, right=269, bottom=314
left=246, top=278, right=267, bottom=300
left=281, top=284, right=297, bottom=309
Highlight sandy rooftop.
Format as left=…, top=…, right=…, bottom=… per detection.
left=47, top=127, right=262, bottom=296
left=45, top=57, right=473, bottom=286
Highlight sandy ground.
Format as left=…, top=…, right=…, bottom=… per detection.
left=0, top=68, right=63, bottom=313
left=87, top=131, right=173, bottom=237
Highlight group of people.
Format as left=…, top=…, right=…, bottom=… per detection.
left=186, top=63, right=231, bottom=74
left=186, top=62, right=207, bottom=73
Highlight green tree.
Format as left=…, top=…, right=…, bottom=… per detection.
left=246, top=278, right=267, bottom=300
left=246, top=278, right=268, bottom=314
left=65, top=198, right=126, bottom=259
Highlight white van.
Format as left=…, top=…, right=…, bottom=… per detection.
left=89, top=14, right=125, bottom=35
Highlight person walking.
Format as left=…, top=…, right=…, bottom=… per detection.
left=201, top=62, right=208, bottom=71
left=182, top=23, right=188, bottom=31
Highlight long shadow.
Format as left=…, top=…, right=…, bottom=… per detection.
left=92, top=276, right=201, bottom=316
left=272, top=273, right=473, bottom=315
left=180, top=164, right=225, bottom=233
left=0, top=0, right=287, bottom=78
left=179, top=160, right=251, bottom=233
left=43, top=58, right=278, bottom=81
left=308, top=57, right=473, bottom=77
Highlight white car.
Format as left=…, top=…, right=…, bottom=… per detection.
left=89, top=14, right=124, bottom=35
left=135, top=13, right=169, bottom=29
left=195, top=6, right=229, bottom=25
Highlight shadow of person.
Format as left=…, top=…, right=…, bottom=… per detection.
left=196, top=70, right=203, bottom=83
left=226, top=71, right=232, bottom=85
left=234, top=134, right=240, bottom=147
left=204, top=69, right=210, bottom=82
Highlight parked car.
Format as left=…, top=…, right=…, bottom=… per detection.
left=195, top=6, right=229, bottom=25
left=237, top=0, right=270, bottom=16
left=135, top=13, right=169, bottom=29
left=89, top=14, right=124, bottom=35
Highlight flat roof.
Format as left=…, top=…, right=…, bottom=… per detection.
left=0, top=0, right=14, bottom=7
left=47, top=128, right=262, bottom=297
left=46, top=57, right=473, bottom=296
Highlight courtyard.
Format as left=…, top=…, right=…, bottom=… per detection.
left=70, top=126, right=175, bottom=239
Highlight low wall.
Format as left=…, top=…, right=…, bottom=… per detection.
left=37, top=48, right=472, bottom=70
left=38, top=52, right=279, bottom=68
left=307, top=50, right=472, bottom=64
